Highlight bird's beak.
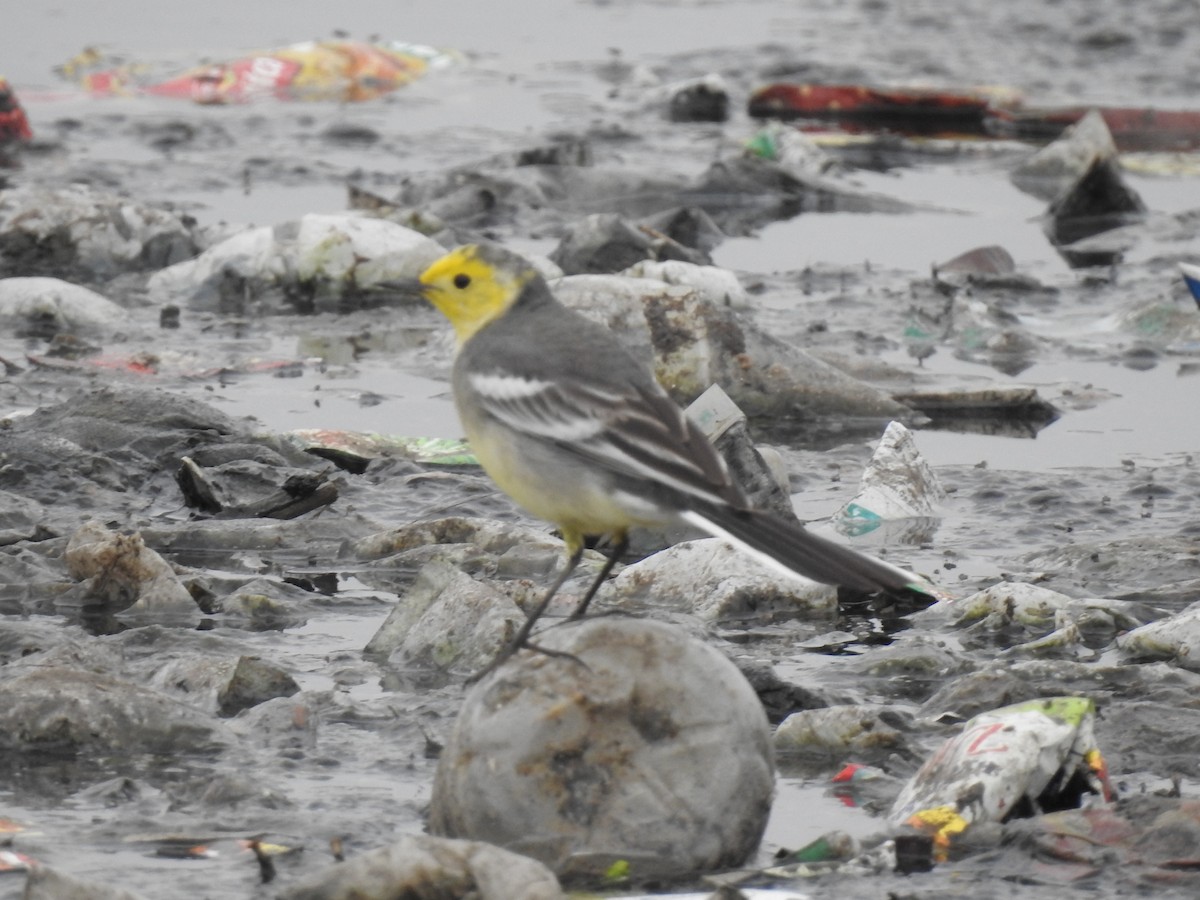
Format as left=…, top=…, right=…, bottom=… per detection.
left=372, top=277, right=428, bottom=301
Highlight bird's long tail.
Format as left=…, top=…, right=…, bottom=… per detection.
left=680, top=501, right=931, bottom=597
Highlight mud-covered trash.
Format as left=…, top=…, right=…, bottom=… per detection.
left=0, top=385, right=253, bottom=535
left=1119, top=602, right=1200, bottom=670
left=933, top=244, right=1017, bottom=280
left=605, top=537, right=838, bottom=623
left=0, top=184, right=199, bottom=281
left=549, top=212, right=704, bottom=274
left=23, top=865, right=148, bottom=900
left=0, top=490, right=46, bottom=546
left=148, top=213, right=443, bottom=312
left=901, top=282, right=1049, bottom=377
left=921, top=581, right=1152, bottom=650
left=638, top=206, right=725, bottom=256
left=146, top=225, right=279, bottom=310
left=0, top=277, right=125, bottom=338
left=744, top=121, right=836, bottom=177
left=1010, top=797, right=1200, bottom=887
left=363, top=561, right=526, bottom=674
left=176, top=455, right=339, bottom=519
left=684, top=153, right=914, bottom=236
left=150, top=654, right=300, bottom=717
left=60, top=40, right=456, bottom=104
left=889, top=697, right=1112, bottom=859
left=65, top=520, right=198, bottom=616
left=1045, top=155, right=1148, bottom=263
left=667, top=74, right=729, bottom=123
left=0, top=665, right=232, bottom=754
left=933, top=582, right=1080, bottom=633
left=389, top=158, right=690, bottom=236
left=215, top=577, right=317, bottom=625
left=687, top=383, right=794, bottom=519
left=1100, top=295, right=1200, bottom=349
left=774, top=704, right=916, bottom=765
left=552, top=273, right=911, bottom=423
left=279, top=834, right=562, bottom=900
left=835, top=421, right=944, bottom=540
left=429, top=617, right=774, bottom=879
left=1011, top=109, right=1118, bottom=202
left=351, top=516, right=574, bottom=564
left=1030, top=112, right=1148, bottom=266
left=891, top=386, right=1059, bottom=437
left=292, top=213, right=446, bottom=297
left=621, top=258, right=747, bottom=307
left=285, top=430, right=476, bottom=468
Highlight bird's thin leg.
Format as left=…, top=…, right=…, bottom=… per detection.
left=466, top=544, right=584, bottom=684
left=569, top=531, right=628, bottom=620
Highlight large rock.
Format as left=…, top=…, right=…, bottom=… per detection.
left=429, top=617, right=774, bottom=879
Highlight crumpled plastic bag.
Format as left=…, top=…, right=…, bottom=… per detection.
left=59, top=40, right=456, bottom=104
left=889, top=697, right=1112, bottom=858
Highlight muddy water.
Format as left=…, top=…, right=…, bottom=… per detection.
left=3, top=0, right=1200, bottom=898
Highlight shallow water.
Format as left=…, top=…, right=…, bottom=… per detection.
left=4, top=1, right=1200, bottom=898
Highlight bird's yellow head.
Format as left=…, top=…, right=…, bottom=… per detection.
left=419, top=244, right=536, bottom=345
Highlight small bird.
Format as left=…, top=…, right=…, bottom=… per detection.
left=414, top=243, right=928, bottom=672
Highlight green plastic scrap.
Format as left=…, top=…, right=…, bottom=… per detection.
left=1002, top=696, right=1095, bottom=726
left=837, top=502, right=883, bottom=537
left=745, top=130, right=780, bottom=161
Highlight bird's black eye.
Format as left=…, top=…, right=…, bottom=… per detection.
left=453, top=273, right=471, bottom=289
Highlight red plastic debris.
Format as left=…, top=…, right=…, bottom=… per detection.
left=748, top=84, right=992, bottom=134
left=749, top=82, right=1200, bottom=152
left=0, top=77, right=33, bottom=143
left=997, top=106, right=1200, bottom=152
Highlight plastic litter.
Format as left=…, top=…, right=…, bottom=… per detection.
left=889, top=696, right=1112, bottom=860
left=0, top=77, right=32, bottom=145
left=835, top=421, right=944, bottom=538
left=1179, top=261, right=1200, bottom=309
left=0, top=849, right=35, bottom=873
left=748, top=83, right=994, bottom=134
left=59, top=40, right=456, bottom=104
left=749, top=82, right=1200, bottom=151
